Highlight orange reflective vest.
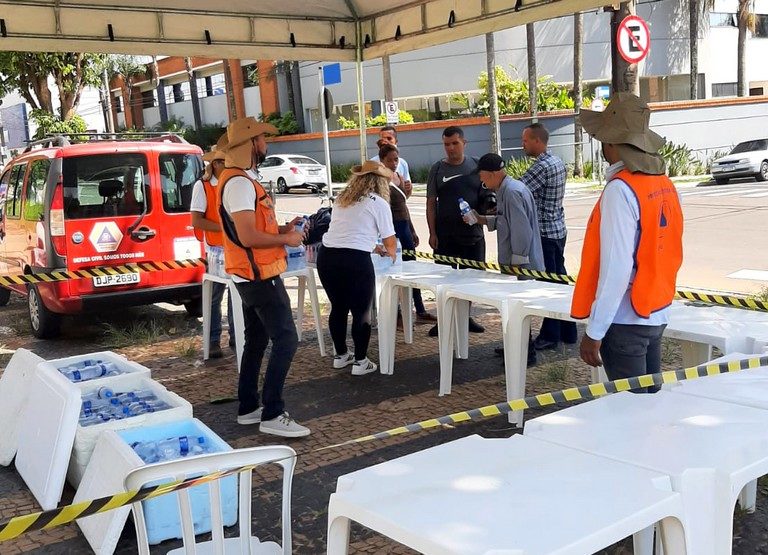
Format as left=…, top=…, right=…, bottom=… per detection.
left=571, top=169, right=683, bottom=320
left=193, top=179, right=224, bottom=247
left=217, top=168, right=287, bottom=281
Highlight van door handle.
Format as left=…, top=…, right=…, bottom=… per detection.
left=131, top=226, right=157, bottom=242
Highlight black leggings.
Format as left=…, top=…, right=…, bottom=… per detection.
left=317, top=246, right=375, bottom=361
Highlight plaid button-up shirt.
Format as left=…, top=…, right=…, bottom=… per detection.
left=520, top=151, right=567, bottom=240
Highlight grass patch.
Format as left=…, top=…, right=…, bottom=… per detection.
left=177, top=337, right=199, bottom=359
left=752, top=286, right=768, bottom=303
left=543, top=360, right=569, bottom=385
left=103, top=319, right=165, bottom=347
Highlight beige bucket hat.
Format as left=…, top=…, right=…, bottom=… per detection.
left=221, top=117, right=278, bottom=169
left=351, top=160, right=393, bottom=180
left=580, top=92, right=666, bottom=174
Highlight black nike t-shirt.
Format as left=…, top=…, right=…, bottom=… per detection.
left=426, top=157, right=485, bottom=244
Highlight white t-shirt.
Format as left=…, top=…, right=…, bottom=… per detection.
left=190, top=176, right=221, bottom=251
left=322, top=193, right=396, bottom=253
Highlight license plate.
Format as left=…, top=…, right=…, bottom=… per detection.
left=92, top=272, right=141, bottom=288
left=308, top=169, right=319, bottom=175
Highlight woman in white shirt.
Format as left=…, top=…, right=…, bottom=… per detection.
left=317, top=161, right=397, bottom=375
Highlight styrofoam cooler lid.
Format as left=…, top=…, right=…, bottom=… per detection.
left=15, top=367, right=82, bottom=510
left=0, top=348, right=46, bottom=466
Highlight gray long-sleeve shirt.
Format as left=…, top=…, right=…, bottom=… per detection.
left=486, top=176, right=545, bottom=271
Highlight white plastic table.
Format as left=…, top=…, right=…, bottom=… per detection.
left=202, top=267, right=326, bottom=371
left=376, top=261, right=509, bottom=378
left=525, top=390, right=768, bottom=555
left=327, top=434, right=687, bottom=555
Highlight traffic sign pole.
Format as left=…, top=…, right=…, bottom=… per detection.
left=318, top=67, right=333, bottom=198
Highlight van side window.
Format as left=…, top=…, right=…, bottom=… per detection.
left=24, top=159, right=51, bottom=221
left=159, top=153, right=203, bottom=214
left=62, top=154, right=149, bottom=219
left=4, top=163, right=27, bottom=219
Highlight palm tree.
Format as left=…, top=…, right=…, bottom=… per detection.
left=526, top=22, right=538, bottom=120
left=573, top=12, right=584, bottom=177
left=485, top=33, right=501, bottom=154
left=690, top=0, right=701, bottom=99
left=737, top=0, right=753, bottom=96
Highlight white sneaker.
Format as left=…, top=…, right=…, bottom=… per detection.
left=333, top=352, right=354, bottom=369
left=237, top=407, right=263, bottom=425
left=351, top=358, right=377, bottom=376
left=259, top=412, right=310, bottom=438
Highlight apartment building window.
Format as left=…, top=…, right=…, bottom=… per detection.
left=141, top=90, right=156, bottom=109
left=208, top=74, right=225, bottom=95
left=709, top=13, right=736, bottom=27
left=114, top=95, right=123, bottom=113
left=712, top=82, right=738, bottom=97
left=165, top=82, right=191, bottom=104
left=242, top=63, right=259, bottom=88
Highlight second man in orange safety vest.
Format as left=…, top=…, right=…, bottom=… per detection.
left=572, top=93, right=683, bottom=391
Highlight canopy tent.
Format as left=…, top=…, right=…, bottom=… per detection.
left=0, top=0, right=608, bottom=163
left=0, top=0, right=607, bottom=61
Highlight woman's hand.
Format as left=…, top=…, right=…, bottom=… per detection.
left=373, top=244, right=388, bottom=257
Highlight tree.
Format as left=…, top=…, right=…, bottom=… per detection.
left=574, top=12, right=584, bottom=177
left=105, top=55, right=147, bottom=121
left=610, top=1, right=639, bottom=94
left=526, top=23, right=538, bottom=120
left=486, top=33, right=501, bottom=155
left=0, top=52, right=106, bottom=120
left=737, top=0, right=753, bottom=96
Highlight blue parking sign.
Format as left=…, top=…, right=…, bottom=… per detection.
left=323, top=63, right=342, bottom=86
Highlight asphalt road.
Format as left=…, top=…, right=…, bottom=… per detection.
left=275, top=177, right=768, bottom=295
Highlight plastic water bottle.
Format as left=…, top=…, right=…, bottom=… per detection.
left=458, top=197, right=477, bottom=225
left=62, top=361, right=120, bottom=382
left=131, top=436, right=208, bottom=464
left=394, top=239, right=403, bottom=267
left=285, top=220, right=307, bottom=271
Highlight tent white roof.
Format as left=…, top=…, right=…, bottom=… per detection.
left=0, top=0, right=607, bottom=60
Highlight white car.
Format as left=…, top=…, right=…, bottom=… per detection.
left=258, top=154, right=328, bottom=194
left=711, top=139, right=768, bottom=184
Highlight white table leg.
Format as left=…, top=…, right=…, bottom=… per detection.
left=632, top=525, right=655, bottom=555
left=679, top=340, right=712, bottom=367
left=326, top=512, right=351, bottom=555
left=738, top=479, right=758, bottom=513
left=295, top=274, right=306, bottom=342
left=439, top=296, right=458, bottom=396
left=377, top=279, right=399, bottom=375
left=401, top=287, right=414, bottom=344
left=454, top=299, right=470, bottom=360
left=306, top=269, right=326, bottom=357
left=504, top=303, right=529, bottom=427
left=202, top=277, right=213, bottom=360
left=229, top=282, right=245, bottom=372
left=658, top=516, right=686, bottom=555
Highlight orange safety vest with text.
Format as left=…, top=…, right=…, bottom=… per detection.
left=570, top=169, right=683, bottom=320
left=217, top=168, right=287, bottom=281
left=193, top=179, right=224, bottom=247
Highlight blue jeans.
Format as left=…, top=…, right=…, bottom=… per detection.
left=209, top=282, right=234, bottom=345
left=235, top=277, right=298, bottom=420
left=393, top=219, right=426, bottom=314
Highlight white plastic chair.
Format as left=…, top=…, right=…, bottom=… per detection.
left=124, top=445, right=296, bottom=555
left=202, top=272, right=245, bottom=369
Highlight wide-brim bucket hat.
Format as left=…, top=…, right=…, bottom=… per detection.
left=221, top=117, right=278, bottom=169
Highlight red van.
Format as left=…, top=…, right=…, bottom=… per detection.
left=0, top=134, right=205, bottom=338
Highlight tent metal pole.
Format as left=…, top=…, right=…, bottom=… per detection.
left=356, top=21, right=367, bottom=163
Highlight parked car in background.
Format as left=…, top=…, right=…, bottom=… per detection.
left=258, top=154, right=328, bottom=193
left=0, top=133, right=205, bottom=338
left=710, top=139, right=768, bottom=184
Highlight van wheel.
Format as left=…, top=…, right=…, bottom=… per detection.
left=184, top=298, right=203, bottom=318
left=715, top=178, right=729, bottom=185
left=28, top=284, right=61, bottom=339
left=277, top=178, right=288, bottom=194
left=0, top=287, right=10, bottom=307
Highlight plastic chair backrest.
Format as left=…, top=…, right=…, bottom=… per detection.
left=124, top=445, right=296, bottom=555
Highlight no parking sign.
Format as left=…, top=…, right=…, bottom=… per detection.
left=617, top=15, right=650, bottom=64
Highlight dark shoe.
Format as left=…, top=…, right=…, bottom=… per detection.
left=533, top=337, right=558, bottom=351
left=494, top=346, right=504, bottom=357
left=428, top=324, right=439, bottom=337
left=468, top=318, right=485, bottom=333
left=396, top=314, right=404, bottom=330
left=228, top=336, right=236, bottom=348
left=209, top=343, right=224, bottom=359
left=495, top=346, right=536, bottom=367
left=562, top=336, right=578, bottom=345
left=416, top=312, right=438, bottom=323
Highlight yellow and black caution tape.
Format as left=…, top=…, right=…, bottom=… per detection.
left=0, top=258, right=206, bottom=288
left=320, top=354, right=768, bottom=450
left=0, top=452, right=296, bottom=543
left=402, top=249, right=768, bottom=312
left=1, top=354, right=768, bottom=541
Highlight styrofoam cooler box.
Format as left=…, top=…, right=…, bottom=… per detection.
left=68, top=375, right=193, bottom=487
left=75, top=418, right=237, bottom=554
left=0, top=348, right=46, bottom=466
left=37, top=350, right=151, bottom=391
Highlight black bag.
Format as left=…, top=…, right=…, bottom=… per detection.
left=305, top=206, right=332, bottom=245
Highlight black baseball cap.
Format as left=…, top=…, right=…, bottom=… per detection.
left=475, top=153, right=506, bottom=172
